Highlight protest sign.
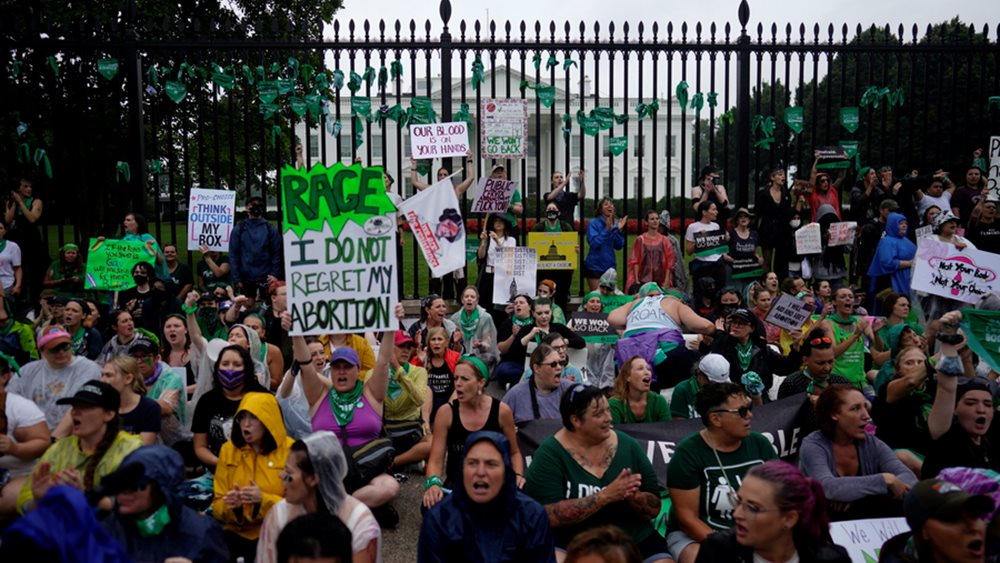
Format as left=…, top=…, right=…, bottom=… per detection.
left=829, top=518, right=909, bottom=563
left=470, top=177, right=518, bottom=214
left=566, top=311, right=618, bottom=344
left=731, top=257, right=765, bottom=280
left=828, top=221, right=858, bottom=247
left=397, top=175, right=467, bottom=278
left=912, top=239, right=999, bottom=304
left=84, top=238, right=157, bottom=290
left=988, top=135, right=1000, bottom=201
left=518, top=394, right=812, bottom=487
left=187, top=188, right=236, bottom=252
left=962, top=309, right=1000, bottom=373
left=783, top=107, right=804, bottom=134
left=493, top=247, right=537, bottom=305
left=281, top=163, right=399, bottom=336
left=814, top=146, right=850, bottom=170
left=600, top=294, right=634, bottom=312
left=409, top=121, right=470, bottom=159
left=481, top=98, right=528, bottom=158
left=765, top=293, right=815, bottom=331
left=527, top=232, right=578, bottom=270
left=692, top=228, right=728, bottom=257
left=840, top=107, right=860, bottom=133
left=795, top=223, right=822, bottom=255
left=915, top=224, right=933, bottom=239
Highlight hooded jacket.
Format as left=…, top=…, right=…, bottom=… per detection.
left=211, top=392, right=293, bottom=540
left=101, top=446, right=229, bottom=562
left=228, top=216, right=282, bottom=285
left=867, top=213, right=917, bottom=295
left=418, top=431, right=555, bottom=563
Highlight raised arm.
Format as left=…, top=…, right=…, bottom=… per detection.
left=363, top=323, right=398, bottom=404
left=183, top=292, right=207, bottom=354
left=410, top=159, right=431, bottom=190
left=287, top=316, right=330, bottom=409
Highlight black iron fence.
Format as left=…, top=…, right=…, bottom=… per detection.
left=2, top=1, right=998, bottom=298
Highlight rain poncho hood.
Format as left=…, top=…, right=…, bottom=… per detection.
left=302, top=431, right=349, bottom=515
left=867, top=212, right=916, bottom=296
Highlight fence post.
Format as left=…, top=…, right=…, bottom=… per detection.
left=735, top=0, right=751, bottom=208
left=124, top=0, right=147, bottom=215
left=439, top=0, right=454, bottom=174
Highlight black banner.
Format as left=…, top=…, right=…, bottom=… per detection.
left=517, top=394, right=814, bottom=488
left=567, top=311, right=619, bottom=344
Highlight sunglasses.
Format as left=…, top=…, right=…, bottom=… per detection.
left=809, top=336, right=833, bottom=345
left=710, top=405, right=753, bottom=418
left=540, top=360, right=567, bottom=369
left=46, top=342, right=71, bottom=353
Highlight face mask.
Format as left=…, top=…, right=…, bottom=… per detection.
left=133, top=274, right=148, bottom=285
left=789, top=220, right=801, bottom=228
left=217, top=368, right=245, bottom=390
left=134, top=503, right=171, bottom=537
left=720, top=305, right=737, bottom=317
left=249, top=204, right=265, bottom=217
left=546, top=211, right=559, bottom=220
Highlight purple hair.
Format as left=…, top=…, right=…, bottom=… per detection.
left=747, top=460, right=832, bottom=544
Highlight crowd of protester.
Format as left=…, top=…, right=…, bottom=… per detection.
left=0, top=143, right=998, bottom=563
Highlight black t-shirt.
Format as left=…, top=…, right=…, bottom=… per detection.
left=191, top=382, right=267, bottom=459
left=498, top=321, right=585, bottom=365
left=197, top=255, right=231, bottom=289
left=121, top=396, right=162, bottom=435
left=427, top=360, right=454, bottom=424
left=967, top=222, right=1000, bottom=255
left=164, top=263, right=194, bottom=297
left=546, top=190, right=580, bottom=224
left=872, top=379, right=934, bottom=455
left=922, top=420, right=1000, bottom=479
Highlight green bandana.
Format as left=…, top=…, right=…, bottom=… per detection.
left=512, top=315, right=532, bottom=328
left=328, top=381, right=364, bottom=427
left=387, top=364, right=406, bottom=400
left=135, top=504, right=171, bottom=537
left=736, top=341, right=754, bottom=371
left=458, top=307, right=480, bottom=343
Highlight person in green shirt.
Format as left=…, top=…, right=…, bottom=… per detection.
left=524, top=385, right=669, bottom=562
left=670, top=354, right=731, bottom=420
left=608, top=356, right=670, bottom=423
left=818, top=287, right=877, bottom=396
left=666, top=382, right=778, bottom=563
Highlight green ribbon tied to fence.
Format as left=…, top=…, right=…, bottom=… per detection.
left=471, top=55, right=485, bottom=89
left=11, top=60, right=22, bottom=78
left=16, top=122, right=27, bottom=136
left=532, top=53, right=542, bottom=70
left=17, top=143, right=30, bottom=164
left=546, top=55, right=559, bottom=70
left=676, top=81, right=689, bottom=111
left=148, top=160, right=163, bottom=174
left=636, top=99, right=660, bottom=120
left=561, top=114, right=572, bottom=142
left=332, top=70, right=345, bottom=90
left=116, top=161, right=131, bottom=183
left=97, top=58, right=119, bottom=80
left=860, top=86, right=905, bottom=109
left=454, top=103, right=474, bottom=132
left=347, top=71, right=362, bottom=94
left=47, top=56, right=59, bottom=77
left=34, top=149, right=52, bottom=179
left=353, top=117, right=365, bottom=149
left=690, top=92, right=704, bottom=113
left=752, top=115, right=776, bottom=149
left=390, top=61, right=404, bottom=80
left=563, top=59, right=578, bottom=71
left=707, top=92, right=718, bottom=108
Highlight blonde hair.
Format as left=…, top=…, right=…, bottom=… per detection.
left=107, top=356, right=147, bottom=395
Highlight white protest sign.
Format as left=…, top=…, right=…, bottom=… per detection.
left=187, top=188, right=236, bottom=252
left=409, top=121, right=470, bottom=159
left=828, top=221, right=858, bottom=247
left=764, top=293, right=814, bottom=331
left=795, top=223, right=822, bottom=255
left=988, top=135, right=1000, bottom=201
left=397, top=176, right=467, bottom=278
left=471, top=178, right=518, bottom=214
left=829, top=518, right=909, bottom=563
left=493, top=247, right=537, bottom=305
left=911, top=238, right=1000, bottom=304
left=481, top=98, right=528, bottom=158
left=915, top=224, right=933, bottom=239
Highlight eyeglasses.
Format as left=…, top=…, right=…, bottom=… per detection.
left=734, top=498, right=782, bottom=516
left=540, top=360, right=567, bottom=369
left=809, top=336, right=833, bottom=345
left=46, top=343, right=71, bottom=354
left=552, top=345, right=568, bottom=352
left=709, top=405, right=753, bottom=418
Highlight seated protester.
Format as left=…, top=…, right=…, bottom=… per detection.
left=817, top=287, right=876, bottom=394
left=496, top=297, right=584, bottom=389
left=276, top=512, right=354, bottom=563
left=317, top=331, right=376, bottom=374
left=419, top=431, right=555, bottom=563
left=495, top=294, right=537, bottom=386
left=98, top=310, right=141, bottom=365
left=749, top=288, right=781, bottom=345
left=666, top=382, right=778, bottom=563
left=212, top=392, right=292, bottom=561
left=410, top=326, right=460, bottom=425
left=523, top=332, right=585, bottom=384
left=100, top=445, right=229, bottom=563
left=694, top=461, right=851, bottom=563
left=672, top=354, right=732, bottom=420
left=777, top=292, right=825, bottom=355
left=189, top=344, right=269, bottom=470
left=872, top=345, right=935, bottom=462
left=196, top=246, right=232, bottom=292
left=196, top=286, right=230, bottom=340
left=524, top=385, right=667, bottom=562
left=276, top=338, right=328, bottom=441
left=800, top=385, right=917, bottom=521
left=99, top=357, right=161, bottom=445
left=705, top=308, right=803, bottom=405
left=503, top=344, right=575, bottom=424
left=115, top=261, right=177, bottom=334
left=450, top=285, right=500, bottom=368
left=777, top=329, right=851, bottom=403
left=408, top=294, right=463, bottom=352
left=609, top=356, right=670, bottom=423
left=64, top=299, right=102, bottom=361
left=872, top=323, right=928, bottom=395
left=9, top=327, right=100, bottom=438
left=293, top=311, right=402, bottom=527
left=565, top=525, right=645, bottom=563
left=935, top=467, right=1000, bottom=563
left=242, top=313, right=285, bottom=393
left=257, top=431, right=381, bottom=563
left=0, top=355, right=51, bottom=525
left=128, top=333, right=187, bottom=446
left=423, top=358, right=524, bottom=509
left=537, top=279, right=568, bottom=325
left=577, top=292, right=617, bottom=390
left=871, top=292, right=921, bottom=370
left=0, top=297, right=39, bottom=366
left=17, top=380, right=142, bottom=513
left=879, top=478, right=992, bottom=563
left=368, top=331, right=431, bottom=469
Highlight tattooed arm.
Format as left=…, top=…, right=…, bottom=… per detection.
left=543, top=468, right=642, bottom=528
left=627, top=490, right=663, bottom=520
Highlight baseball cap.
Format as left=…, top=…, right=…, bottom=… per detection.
left=129, top=329, right=159, bottom=354
left=330, top=347, right=360, bottom=367
left=37, top=328, right=72, bottom=352
left=395, top=331, right=415, bottom=347
left=491, top=163, right=506, bottom=173
left=734, top=207, right=754, bottom=219
left=699, top=354, right=731, bottom=383
left=904, top=479, right=994, bottom=532
left=56, top=379, right=121, bottom=411
left=880, top=199, right=900, bottom=211
left=727, top=308, right=756, bottom=325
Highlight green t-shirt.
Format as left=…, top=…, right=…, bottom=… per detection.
left=524, top=430, right=662, bottom=546
left=609, top=392, right=670, bottom=423
left=669, top=377, right=701, bottom=419
left=667, top=431, right=777, bottom=532
left=829, top=317, right=866, bottom=388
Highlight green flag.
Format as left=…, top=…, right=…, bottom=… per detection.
left=607, top=136, right=628, bottom=156
left=783, top=107, right=804, bottom=134
left=840, top=107, right=860, bottom=134
left=962, top=309, right=1000, bottom=373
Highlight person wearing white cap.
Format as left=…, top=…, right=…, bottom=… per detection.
left=669, top=354, right=731, bottom=420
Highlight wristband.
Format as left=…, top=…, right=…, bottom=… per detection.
left=181, top=303, right=197, bottom=314
left=936, top=355, right=963, bottom=377
left=423, top=475, right=444, bottom=491
left=294, top=358, right=312, bottom=366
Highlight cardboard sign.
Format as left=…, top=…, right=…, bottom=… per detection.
left=829, top=518, right=909, bottom=563
left=470, top=177, right=518, bottom=214
left=566, top=311, right=618, bottom=344
left=409, top=121, right=470, bottom=159
left=693, top=228, right=728, bottom=257
left=84, top=238, right=157, bottom=290
left=527, top=232, right=578, bottom=270
left=481, top=98, right=528, bottom=158
left=281, top=163, right=399, bottom=336
left=795, top=223, right=822, bottom=255
left=397, top=176, right=467, bottom=278
left=187, top=188, right=236, bottom=252
left=828, top=221, right=858, bottom=247
left=765, top=293, right=815, bottom=331
left=912, top=239, right=999, bottom=304
left=493, top=247, right=537, bottom=305
left=988, top=135, right=1000, bottom=201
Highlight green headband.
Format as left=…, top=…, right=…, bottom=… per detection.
left=637, top=282, right=664, bottom=297
left=462, top=356, right=490, bottom=382
left=61, top=243, right=79, bottom=252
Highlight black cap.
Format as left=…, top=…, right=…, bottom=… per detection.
left=727, top=308, right=757, bottom=325
left=56, top=379, right=120, bottom=411
left=46, top=295, right=70, bottom=306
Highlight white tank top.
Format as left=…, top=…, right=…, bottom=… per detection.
left=625, top=296, right=681, bottom=335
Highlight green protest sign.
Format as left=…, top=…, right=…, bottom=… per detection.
left=962, top=309, right=1000, bottom=373
left=783, top=107, right=804, bottom=134
left=840, top=107, right=860, bottom=134
left=535, top=85, right=556, bottom=108
left=84, top=238, right=156, bottom=290
left=839, top=140, right=859, bottom=159
left=601, top=294, right=634, bottom=313
left=608, top=136, right=628, bottom=156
